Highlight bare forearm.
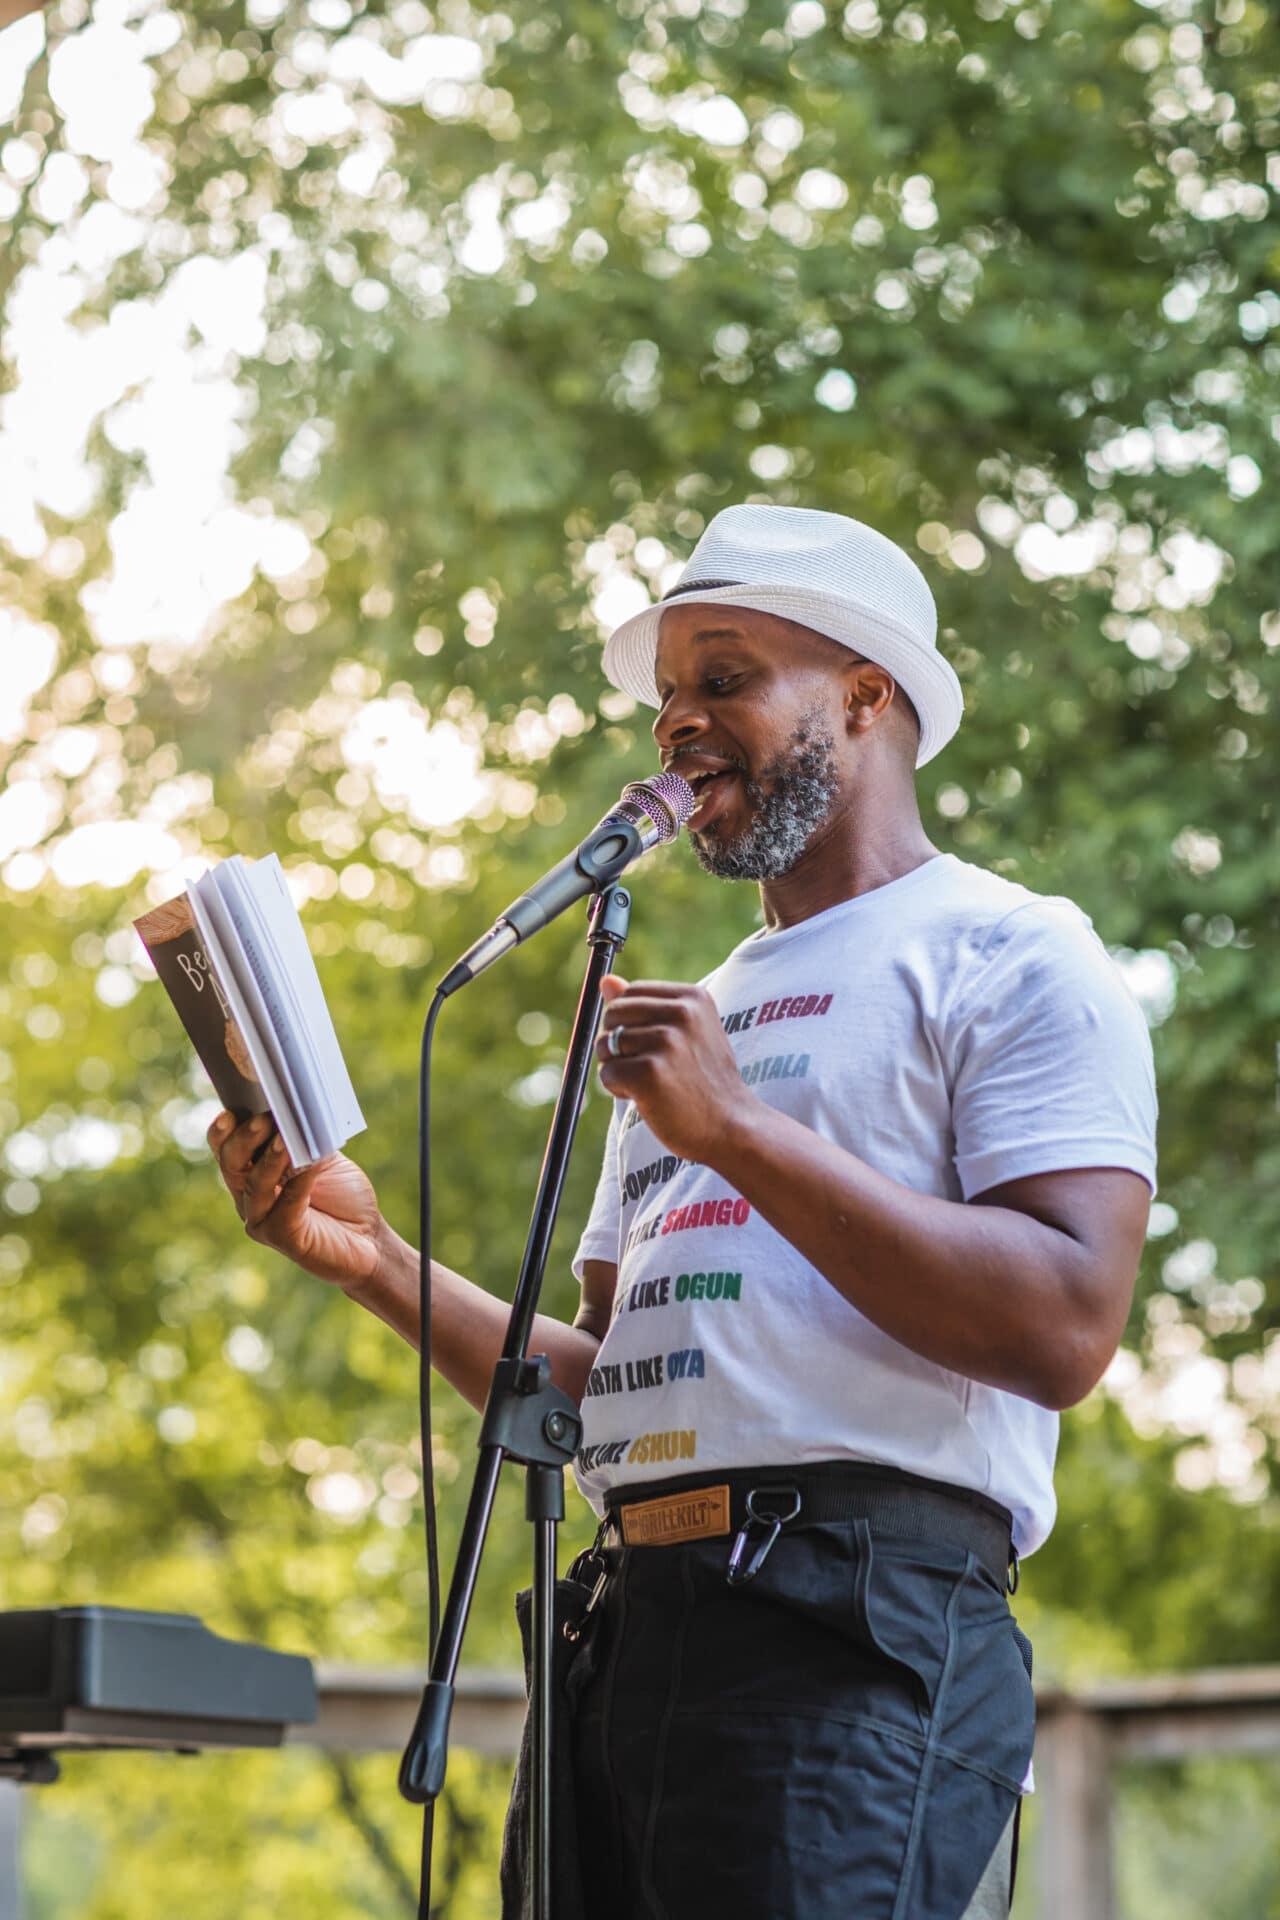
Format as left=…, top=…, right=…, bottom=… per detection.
left=709, top=1104, right=1100, bottom=1409
left=346, top=1220, right=602, bottom=1412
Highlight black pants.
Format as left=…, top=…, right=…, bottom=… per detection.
left=553, top=1494, right=1034, bottom=1920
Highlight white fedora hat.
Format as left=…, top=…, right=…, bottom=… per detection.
left=601, top=503, right=963, bottom=768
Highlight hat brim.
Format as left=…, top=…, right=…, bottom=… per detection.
left=601, top=585, right=963, bottom=769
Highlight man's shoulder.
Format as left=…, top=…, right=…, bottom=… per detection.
left=936, top=856, right=1094, bottom=953
left=925, top=860, right=1131, bottom=1032
left=832, top=858, right=1093, bottom=1001
left=696, top=857, right=1097, bottom=984
left=939, top=861, right=1147, bottom=1048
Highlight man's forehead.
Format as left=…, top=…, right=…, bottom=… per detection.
left=654, top=603, right=852, bottom=673
left=657, top=603, right=764, bottom=642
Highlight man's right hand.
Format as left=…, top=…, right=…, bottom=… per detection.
left=206, top=1110, right=387, bottom=1293
left=207, top=1110, right=606, bottom=1410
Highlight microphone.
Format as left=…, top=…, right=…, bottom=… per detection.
left=436, top=772, right=696, bottom=997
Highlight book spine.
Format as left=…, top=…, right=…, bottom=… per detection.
left=135, top=897, right=269, bottom=1119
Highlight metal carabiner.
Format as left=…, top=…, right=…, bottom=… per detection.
left=563, top=1560, right=609, bottom=1643
left=726, top=1486, right=802, bottom=1587
left=564, top=1522, right=612, bottom=1643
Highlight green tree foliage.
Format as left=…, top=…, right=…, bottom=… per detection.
left=1, top=0, right=1277, bottom=1908
left=23, top=1746, right=508, bottom=1919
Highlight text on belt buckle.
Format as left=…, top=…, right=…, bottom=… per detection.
left=620, top=1484, right=731, bottom=1547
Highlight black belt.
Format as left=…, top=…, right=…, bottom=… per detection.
left=603, top=1461, right=1017, bottom=1592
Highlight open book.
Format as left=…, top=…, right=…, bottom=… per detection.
left=134, top=855, right=365, bottom=1169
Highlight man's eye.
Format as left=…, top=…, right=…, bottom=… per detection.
left=704, top=674, right=740, bottom=694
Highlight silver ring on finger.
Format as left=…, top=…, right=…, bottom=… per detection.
left=607, top=1026, right=624, bottom=1059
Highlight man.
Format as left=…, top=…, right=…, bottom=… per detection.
left=210, top=504, right=1157, bottom=1918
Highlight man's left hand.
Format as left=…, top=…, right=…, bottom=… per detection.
left=595, top=974, right=752, bottom=1165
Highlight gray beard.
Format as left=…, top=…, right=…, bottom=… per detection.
left=688, top=719, right=840, bottom=882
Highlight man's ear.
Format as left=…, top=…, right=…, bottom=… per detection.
left=843, top=659, right=898, bottom=736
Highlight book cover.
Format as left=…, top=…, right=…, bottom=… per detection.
left=134, top=893, right=269, bottom=1120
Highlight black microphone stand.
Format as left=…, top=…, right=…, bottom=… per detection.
left=400, top=879, right=633, bottom=1919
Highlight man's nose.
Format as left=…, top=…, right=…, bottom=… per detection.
left=653, top=687, right=710, bottom=753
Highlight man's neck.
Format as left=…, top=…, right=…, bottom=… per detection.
left=757, top=798, right=939, bottom=932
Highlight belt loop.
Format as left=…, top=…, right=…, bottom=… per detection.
left=1006, top=1546, right=1020, bottom=1596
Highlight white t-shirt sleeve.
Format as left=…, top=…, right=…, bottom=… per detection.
left=572, top=1102, right=624, bottom=1280
left=948, top=900, right=1158, bottom=1201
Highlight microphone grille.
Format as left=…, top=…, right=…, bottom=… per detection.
left=619, top=772, right=696, bottom=843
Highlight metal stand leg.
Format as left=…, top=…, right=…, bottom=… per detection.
left=399, top=883, right=634, bottom=1920
left=0, top=1783, right=22, bottom=1920
left=528, top=1464, right=564, bottom=1920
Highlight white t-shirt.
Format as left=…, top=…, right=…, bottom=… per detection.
left=572, top=853, right=1157, bottom=1556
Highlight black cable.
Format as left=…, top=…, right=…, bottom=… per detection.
left=419, top=988, right=445, bottom=1652
left=419, top=1808, right=434, bottom=1920
left=416, top=986, right=446, bottom=1919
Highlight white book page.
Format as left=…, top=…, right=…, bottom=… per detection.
left=215, top=857, right=335, bottom=1155
left=187, top=873, right=314, bottom=1166
left=223, top=855, right=365, bottom=1147
left=193, top=868, right=323, bottom=1164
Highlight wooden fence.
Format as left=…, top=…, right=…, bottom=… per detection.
left=1031, top=1667, right=1280, bottom=1918
left=7, top=1664, right=1280, bottom=1917
left=301, top=1661, right=1280, bottom=1920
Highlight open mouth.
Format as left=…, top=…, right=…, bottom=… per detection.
left=685, top=767, right=742, bottom=828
